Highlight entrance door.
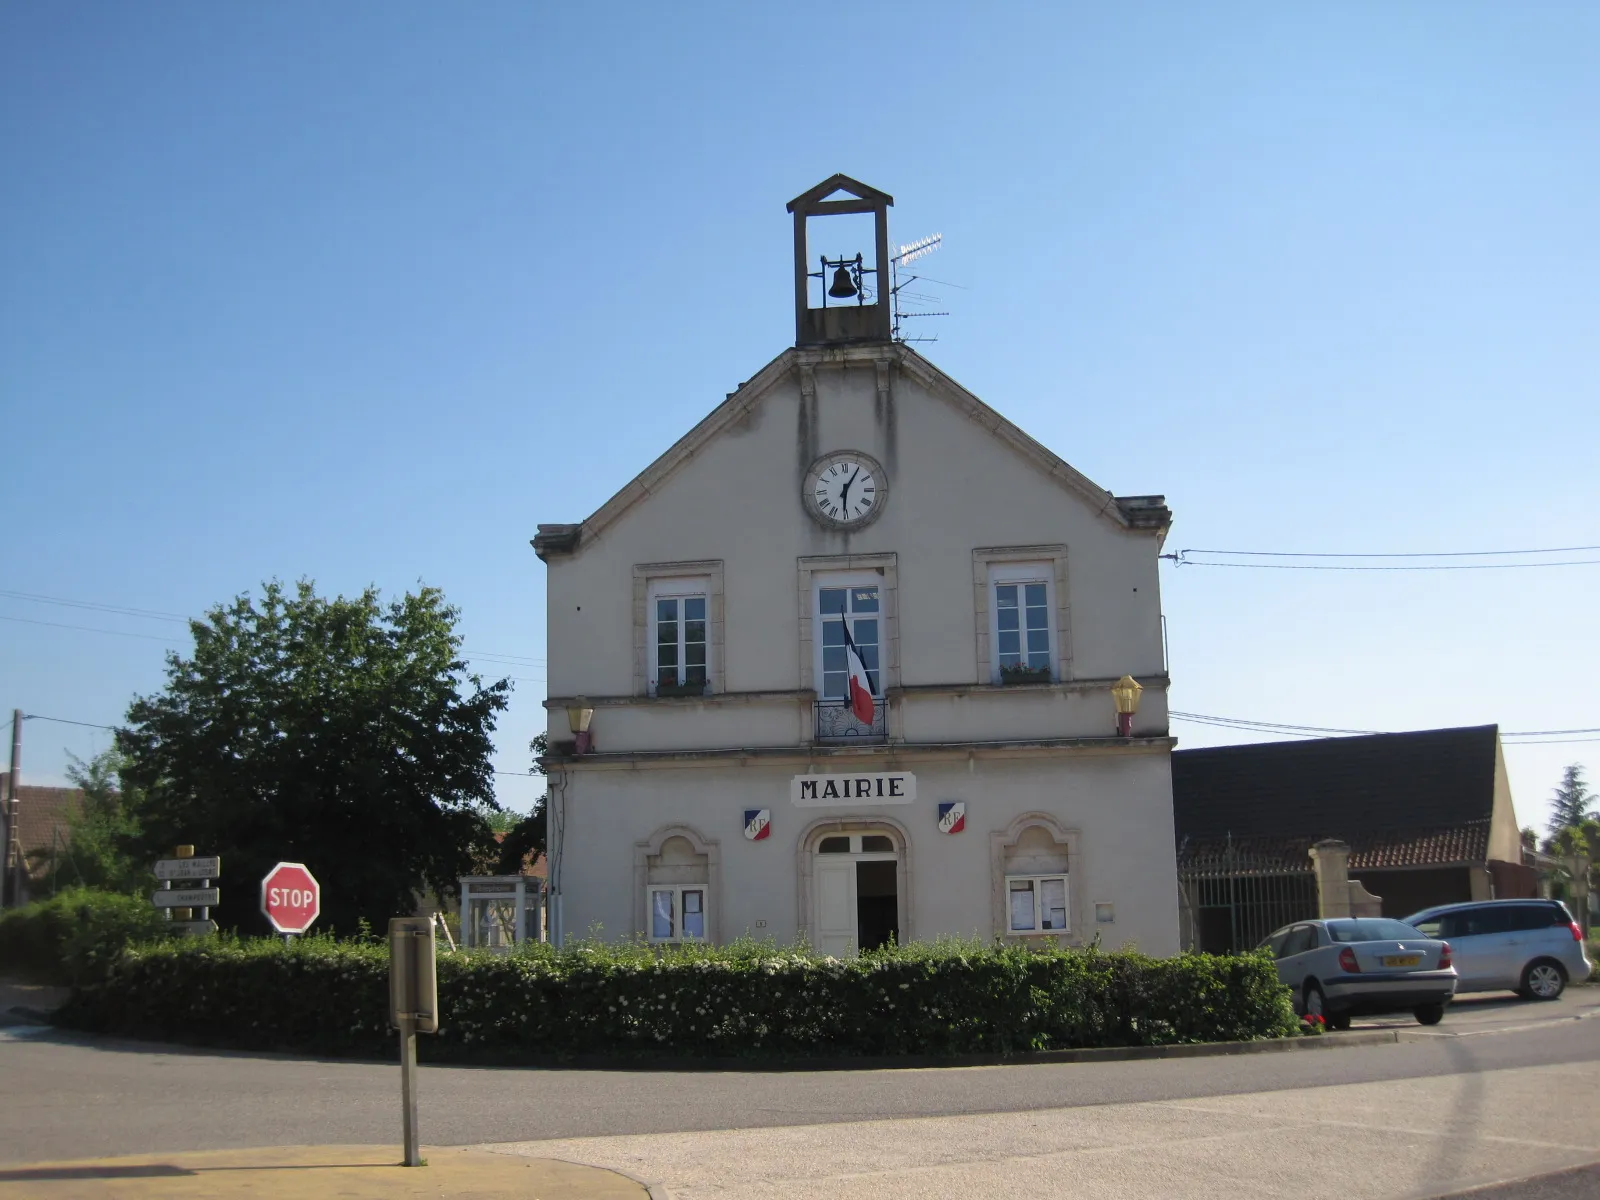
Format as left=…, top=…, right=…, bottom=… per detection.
left=856, top=860, right=899, bottom=950
left=815, top=859, right=857, bottom=956
left=813, top=832, right=900, bottom=956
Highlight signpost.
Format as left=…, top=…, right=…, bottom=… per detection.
left=154, top=856, right=221, bottom=880
left=389, top=917, right=439, bottom=1168
left=152, top=846, right=218, bottom=934
left=261, top=862, right=320, bottom=937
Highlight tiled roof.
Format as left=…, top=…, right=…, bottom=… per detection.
left=0, top=783, right=84, bottom=881
left=1178, top=821, right=1492, bottom=874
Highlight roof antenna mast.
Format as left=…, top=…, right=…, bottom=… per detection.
left=890, top=233, right=949, bottom=344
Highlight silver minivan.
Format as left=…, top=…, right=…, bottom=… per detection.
left=1403, top=899, right=1592, bottom=1000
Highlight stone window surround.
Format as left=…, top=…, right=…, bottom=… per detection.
left=633, top=823, right=722, bottom=943
left=797, top=553, right=899, bottom=695
left=990, top=811, right=1084, bottom=946
left=634, top=560, right=725, bottom=696
left=973, top=545, right=1071, bottom=684
left=795, top=813, right=913, bottom=950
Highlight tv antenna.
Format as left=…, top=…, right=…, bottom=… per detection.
left=890, top=233, right=951, bottom=343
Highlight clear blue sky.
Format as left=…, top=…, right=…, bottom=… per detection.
left=3, top=3, right=1596, bottom=831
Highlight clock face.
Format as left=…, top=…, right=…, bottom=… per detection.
left=805, top=452, right=886, bottom=529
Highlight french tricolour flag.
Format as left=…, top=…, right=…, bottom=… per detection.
left=840, top=614, right=876, bottom=725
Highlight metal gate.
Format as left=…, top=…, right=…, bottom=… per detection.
left=1177, top=835, right=1318, bottom=954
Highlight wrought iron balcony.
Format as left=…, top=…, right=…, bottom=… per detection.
left=814, top=698, right=887, bottom=744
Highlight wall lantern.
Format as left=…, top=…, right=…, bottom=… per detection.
left=566, top=705, right=595, bottom=755
left=1110, top=675, right=1143, bottom=738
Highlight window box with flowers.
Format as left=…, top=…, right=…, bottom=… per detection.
left=998, top=664, right=1053, bottom=686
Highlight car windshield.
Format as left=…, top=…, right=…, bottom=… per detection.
left=1325, top=919, right=1423, bottom=943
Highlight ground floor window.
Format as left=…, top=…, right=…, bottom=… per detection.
left=1007, top=874, right=1069, bottom=934
left=649, top=885, right=707, bottom=942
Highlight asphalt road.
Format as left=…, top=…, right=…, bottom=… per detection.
left=1, top=989, right=1596, bottom=1163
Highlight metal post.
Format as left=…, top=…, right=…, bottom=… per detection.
left=6, top=708, right=22, bottom=907
left=399, top=1016, right=420, bottom=1166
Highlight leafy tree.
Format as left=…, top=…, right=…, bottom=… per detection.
left=494, top=733, right=547, bottom=876
left=32, top=749, right=149, bottom=895
left=1520, top=826, right=1538, bottom=852
left=117, top=580, right=510, bottom=935
left=1548, top=764, right=1595, bottom=836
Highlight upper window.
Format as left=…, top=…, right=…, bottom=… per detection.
left=989, top=562, right=1053, bottom=683
left=816, top=576, right=881, bottom=700
left=648, top=578, right=709, bottom=694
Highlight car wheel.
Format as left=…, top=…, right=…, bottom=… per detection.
left=1415, top=1003, right=1446, bottom=1026
left=1304, top=981, right=1328, bottom=1022
left=1519, top=960, right=1567, bottom=1001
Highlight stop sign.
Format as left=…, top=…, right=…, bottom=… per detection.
left=261, top=862, right=321, bottom=934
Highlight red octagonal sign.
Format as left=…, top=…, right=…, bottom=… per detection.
left=261, top=862, right=321, bottom=934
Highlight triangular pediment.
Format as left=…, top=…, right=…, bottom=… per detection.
left=532, top=345, right=1168, bottom=561
left=787, top=174, right=895, bottom=213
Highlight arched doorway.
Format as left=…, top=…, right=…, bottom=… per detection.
left=800, top=820, right=910, bottom=956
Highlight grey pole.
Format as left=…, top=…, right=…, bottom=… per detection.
left=400, top=1015, right=420, bottom=1167
left=6, top=709, right=22, bottom=908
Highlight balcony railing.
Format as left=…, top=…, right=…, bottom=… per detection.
left=814, top=698, right=887, bottom=744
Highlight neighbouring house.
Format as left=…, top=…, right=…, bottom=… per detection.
left=1171, top=725, right=1533, bottom=952
left=0, top=781, right=83, bottom=904
left=532, top=176, right=1179, bottom=956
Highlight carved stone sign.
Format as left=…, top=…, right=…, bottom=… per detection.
left=790, top=772, right=915, bottom=806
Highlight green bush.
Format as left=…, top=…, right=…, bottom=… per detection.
left=0, top=888, right=173, bottom=985
left=55, top=935, right=1298, bottom=1061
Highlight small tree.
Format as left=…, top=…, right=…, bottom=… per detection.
left=117, top=580, right=510, bottom=935
left=32, top=749, right=149, bottom=895
left=1548, top=764, right=1595, bottom=836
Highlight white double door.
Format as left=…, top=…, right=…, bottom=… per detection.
left=813, top=849, right=898, bottom=957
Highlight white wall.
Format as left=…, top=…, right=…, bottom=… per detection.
left=545, top=348, right=1167, bottom=746
left=556, top=749, right=1179, bottom=957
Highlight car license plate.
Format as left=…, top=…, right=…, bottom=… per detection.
left=1382, top=954, right=1421, bottom=967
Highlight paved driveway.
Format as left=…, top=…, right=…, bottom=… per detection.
left=1350, top=983, right=1600, bottom=1036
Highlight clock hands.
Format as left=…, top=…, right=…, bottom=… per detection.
left=840, top=466, right=859, bottom=514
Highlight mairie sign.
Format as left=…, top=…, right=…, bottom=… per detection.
left=791, top=772, right=915, bottom=806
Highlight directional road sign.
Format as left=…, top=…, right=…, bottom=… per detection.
left=152, top=888, right=220, bottom=908
left=171, top=920, right=219, bottom=936
left=261, top=862, right=321, bottom=934
left=154, top=857, right=221, bottom=880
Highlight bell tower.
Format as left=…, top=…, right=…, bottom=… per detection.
left=787, top=174, right=894, bottom=347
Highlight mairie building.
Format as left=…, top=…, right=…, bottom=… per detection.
left=534, top=176, right=1179, bottom=956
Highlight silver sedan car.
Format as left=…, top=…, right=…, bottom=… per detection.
left=1260, top=917, right=1458, bottom=1028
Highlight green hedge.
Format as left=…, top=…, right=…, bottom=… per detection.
left=0, top=888, right=173, bottom=985
left=55, top=935, right=1298, bottom=1061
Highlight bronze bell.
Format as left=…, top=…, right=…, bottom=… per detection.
left=827, top=266, right=858, bottom=298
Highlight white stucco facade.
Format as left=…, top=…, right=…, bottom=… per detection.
left=535, top=337, right=1181, bottom=957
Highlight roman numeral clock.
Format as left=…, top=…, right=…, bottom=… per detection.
left=803, top=450, right=888, bottom=531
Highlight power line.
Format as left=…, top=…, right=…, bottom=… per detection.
left=0, top=614, right=184, bottom=643
left=1167, top=558, right=1600, bottom=572
left=0, top=589, right=190, bottom=622
left=1171, top=710, right=1600, bottom=742
left=1163, top=545, right=1600, bottom=571
left=1170, top=710, right=1377, bottom=736
left=23, top=715, right=120, bottom=731
left=0, top=590, right=548, bottom=663
left=1176, top=545, right=1600, bottom=559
